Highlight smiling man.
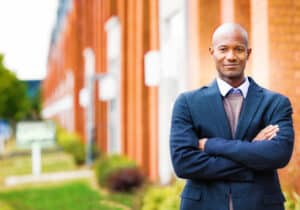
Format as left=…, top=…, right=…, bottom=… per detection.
left=170, top=23, right=294, bottom=210
left=210, top=23, right=251, bottom=87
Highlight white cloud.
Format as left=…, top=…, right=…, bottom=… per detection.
left=0, top=0, right=58, bottom=80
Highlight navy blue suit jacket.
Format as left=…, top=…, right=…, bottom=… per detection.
left=170, top=77, right=294, bottom=210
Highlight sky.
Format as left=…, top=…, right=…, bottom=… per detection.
left=0, top=0, right=59, bottom=81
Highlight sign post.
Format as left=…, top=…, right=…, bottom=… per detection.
left=16, top=121, right=56, bottom=176
left=32, top=142, right=41, bottom=176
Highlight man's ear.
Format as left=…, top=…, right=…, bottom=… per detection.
left=247, top=48, right=252, bottom=59
left=209, top=47, right=214, bottom=55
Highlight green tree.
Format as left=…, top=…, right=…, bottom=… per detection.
left=28, top=88, right=42, bottom=120
left=0, top=54, right=31, bottom=122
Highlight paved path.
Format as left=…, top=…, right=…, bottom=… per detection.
left=4, top=169, right=94, bottom=186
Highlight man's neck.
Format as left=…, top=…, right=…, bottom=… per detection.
left=221, top=77, right=245, bottom=88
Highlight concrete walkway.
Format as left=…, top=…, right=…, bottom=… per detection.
left=4, top=169, right=94, bottom=186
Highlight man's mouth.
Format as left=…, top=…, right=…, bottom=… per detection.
left=224, top=64, right=239, bottom=68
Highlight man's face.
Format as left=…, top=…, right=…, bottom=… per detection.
left=209, top=30, right=251, bottom=82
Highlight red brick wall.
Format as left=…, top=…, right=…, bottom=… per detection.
left=188, top=0, right=221, bottom=88
left=116, top=0, right=159, bottom=181
left=267, top=0, right=300, bottom=193
left=76, top=0, right=160, bottom=181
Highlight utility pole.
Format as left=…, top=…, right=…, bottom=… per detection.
left=83, top=48, right=116, bottom=166
left=85, top=73, right=107, bottom=166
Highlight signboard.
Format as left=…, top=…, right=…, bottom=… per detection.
left=16, top=121, right=56, bottom=148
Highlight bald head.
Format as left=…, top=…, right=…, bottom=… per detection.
left=212, top=23, right=249, bottom=47
left=209, top=23, right=252, bottom=87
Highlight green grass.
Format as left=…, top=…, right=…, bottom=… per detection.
left=108, top=192, right=136, bottom=207
left=0, top=150, right=76, bottom=178
left=0, top=141, right=139, bottom=210
left=0, top=139, right=76, bottom=178
left=0, top=181, right=135, bottom=210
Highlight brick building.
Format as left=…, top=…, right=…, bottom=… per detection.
left=42, top=0, right=300, bottom=191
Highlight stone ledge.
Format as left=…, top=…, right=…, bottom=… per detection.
left=4, top=170, right=93, bottom=186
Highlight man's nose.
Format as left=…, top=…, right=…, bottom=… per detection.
left=226, top=50, right=237, bottom=61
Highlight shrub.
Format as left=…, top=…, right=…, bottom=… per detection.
left=56, top=127, right=85, bottom=165
left=141, top=180, right=184, bottom=210
left=107, top=167, right=144, bottom=192
left=285, top=191, right=300, bottom=210
left=94, top=154, right=144, bottom=192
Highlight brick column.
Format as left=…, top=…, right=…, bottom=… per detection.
left=266, top=0, right=300, bottom=193
left=188, top=0, right=220, bottom=87
left=250, top=0, right=269, bottom=86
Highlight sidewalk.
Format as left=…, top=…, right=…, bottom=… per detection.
left=4, top=169, right=93, bottom=186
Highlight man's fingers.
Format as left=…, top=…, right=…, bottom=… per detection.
left=263, top=125, right=275, bottom=131
left=253, top=124, right=279, bottom=141
left=267, top=133, right=277, bottom=140
left=264, top=126, right=279, bottom=136
left=263, top=124, right=275, bottom=131
left=263, top=125, right=278, bottom=133
left=263, top=125, right=279, bottom=140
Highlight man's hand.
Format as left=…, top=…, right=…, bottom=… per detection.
left=199, top=125, right=279, bottom=150
left=198, top=138, right=208, bottom=150
left=253, top=125, right=279, bottom=141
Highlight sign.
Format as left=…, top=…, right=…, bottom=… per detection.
left=16, top=121, right=56, bottom=148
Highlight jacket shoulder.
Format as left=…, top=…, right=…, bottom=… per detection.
left=261, top=87, right=290, bottom=103
left=179, top=86, right=210, bottom=100
left=249, top=78, right=289, bottom=101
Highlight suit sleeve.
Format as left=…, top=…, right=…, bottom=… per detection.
left=204, top=96, right=294, bottom=171
left=170, top=93, right=254, bottom=181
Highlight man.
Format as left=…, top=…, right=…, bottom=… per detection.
left=170, top=23, right=294, bottom=210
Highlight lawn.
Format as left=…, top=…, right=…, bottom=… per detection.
left=0, top=181, right=136, bottom=210
left=0, top=142, right=139, bottom=210
left=0, top=142, right=136, bottom=210
left=0, top=149, right=76, bottom=178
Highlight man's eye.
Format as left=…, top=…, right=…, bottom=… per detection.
left=219, top=48, right=226, bottom=52
left=236, top=47, right=245, bottom=52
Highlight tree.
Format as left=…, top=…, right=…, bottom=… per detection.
left=0, top=54, right=31, bottom=122
left=28, top=88, right=42, bottom=120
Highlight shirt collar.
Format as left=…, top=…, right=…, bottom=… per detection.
left=216, top=77, right=249, bottom=98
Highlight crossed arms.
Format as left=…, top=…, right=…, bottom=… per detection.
left=199, top=124, right=285, bottom=170
left=199, top=124, right=279, bottom=150
left=170, top=93, right=294, bottom=182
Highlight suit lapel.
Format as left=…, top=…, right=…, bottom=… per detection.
left=235, top=78, right=264, bottom=140
left=205, top=80, right=232, bottom=139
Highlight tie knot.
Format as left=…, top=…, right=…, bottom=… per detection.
left=227, top=88, right=242, bottom=96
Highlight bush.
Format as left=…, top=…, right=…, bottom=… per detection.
left=107, top=167, right=144, bottom=192
left=94, top=154, right=144, bottom=192
left=285, top=191, right=300, bottom=210
left=141, top=180, right=184, bottom=210
left=56, top=127, right=85, bottom=165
